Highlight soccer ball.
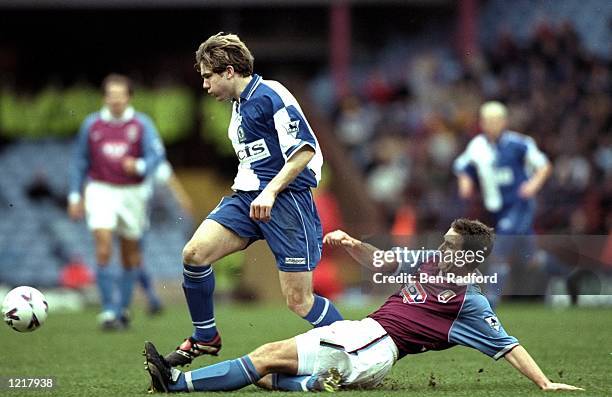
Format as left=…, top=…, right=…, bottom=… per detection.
left=2, top=286, right=48, bottom=332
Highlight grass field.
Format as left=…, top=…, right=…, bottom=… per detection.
left=0, top=301, right=610, bottom=396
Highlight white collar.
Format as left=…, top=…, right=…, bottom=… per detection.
left=100, top=106, right=135, bottom=122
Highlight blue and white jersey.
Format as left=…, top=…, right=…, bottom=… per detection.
left=228, top=74, right=323, bottom=192
left=453, top=131, right=549, bottom=213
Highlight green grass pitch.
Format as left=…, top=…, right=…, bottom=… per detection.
left=0, top=301, right=610, bottom=396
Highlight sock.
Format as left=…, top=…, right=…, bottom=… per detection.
left=303, top=294, right=343, bottom=327
left=272, top=374, right=318, bottom=391
left=170, top=355, right=261, bottom=392
left=182, top=264, right=217, bottom=341
left=118, top=267, right=138, bottom=313
left=96, top=265, right=115, bottom=313
left=138, top=267, right=161, bottom=308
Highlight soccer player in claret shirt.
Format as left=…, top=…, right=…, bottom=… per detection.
left=158, top=32, right=343, bottom=367
left=143, top=218, right=582, bottom=393
left=453, top=101, right=552, bottom=306
left=68, top=74, right=165, bottom=329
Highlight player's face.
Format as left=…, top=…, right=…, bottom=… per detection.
left=480, top=115, right=506, bottom=140
left=104, top=83, right=131, bottom=118
left=438, top=228, right=462, bottom=271
left=200, top=63, right=233, bottom=101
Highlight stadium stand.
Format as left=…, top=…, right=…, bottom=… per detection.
left=0, top=140, right=187, bottom=287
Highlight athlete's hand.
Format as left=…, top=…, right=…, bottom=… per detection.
left=540, top=381, right=584, bottom=391
left=68, top=200, right=84, bottom=220
left=518, top=180, right=538, bottom=199
left=457, top=174, right=474, bottom=199
left=323, top=230, right=361, bottom=248
left=122, top=156, right=139, bottom=176
left=250, top=190, right=276, bottom=222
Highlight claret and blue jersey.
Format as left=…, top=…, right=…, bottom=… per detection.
left=369, top=260, right=519, bottom=360
left=228, top=74, right=323, bottom=192
left=69, top=106, right=165, bottom=195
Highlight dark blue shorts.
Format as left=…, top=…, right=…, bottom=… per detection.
left=493, top=199, right=536, bottom=261
left=207, top=189, right=323, bottom=272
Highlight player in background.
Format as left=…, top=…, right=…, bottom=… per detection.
left=143, top=218, right=582, bottom=393
left=138, top=160, right=195, bottom=315
left=453, top=102, right=552, bottom=306
left=68, top=74, right=165, bottom=329
left=158, top=32, right=343, bottom=367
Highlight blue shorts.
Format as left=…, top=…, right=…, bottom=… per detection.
left=493, top=199, right=536, bottom=261
left=207, top=189, right=323, bottom=272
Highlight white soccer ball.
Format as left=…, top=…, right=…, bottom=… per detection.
left=2, top=286, right=48, bottom=332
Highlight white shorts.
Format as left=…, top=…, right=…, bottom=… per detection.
left=295, top=318, right=398, bottom=389
left=84, top=180, right=149, bottom=239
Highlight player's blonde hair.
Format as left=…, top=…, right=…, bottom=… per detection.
left=195, top=32, right=254, bottom=76
left=479, top=101, right=507, bottom=119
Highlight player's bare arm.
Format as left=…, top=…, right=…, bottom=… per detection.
left=457, top=173, right=474, bottom=199
left=250, top=145, right=315, bottom=222
left=323, top=230, right=399, bottom=273
left=519, top=163, right=552, bottom=199
left=504, top=345, right=583, bottom=391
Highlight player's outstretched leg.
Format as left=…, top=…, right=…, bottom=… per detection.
left=145, top=341, right=260, bottom=393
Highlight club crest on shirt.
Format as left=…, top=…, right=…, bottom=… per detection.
left=285, top=120, right=300, bottom=138
left=437, top=289, right=457, bottom=303
left=485, top=315, right=501, bottom=332
left=400, top=282, right=427, bottom=304
left=237, top=126, right=247, bottom=143
left=91, top=130, right=102, bottom=141
left=126, top=125, right=140, bottom=142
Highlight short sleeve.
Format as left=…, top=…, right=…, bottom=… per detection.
left=449, top=291, right=519, bottom=359
left=273, top=104, right=316, bottom=160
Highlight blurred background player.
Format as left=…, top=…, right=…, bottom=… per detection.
left=161, top=32, right=343, bottom=367
left=453, top=101, right=552, bottom=306
left=144, top=219, right=582, bottom=393
left=139, top=159, right=195, bottom=315
left=68, top=74, right=165, bottom=329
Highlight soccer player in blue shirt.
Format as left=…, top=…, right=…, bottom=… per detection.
left=160, top=32, right=343, bottom=367
left=143, top=219, right=582, bottom=393
left=453, top=102, right=552, bottom=306
left=68, top=74, right=165, bottom=329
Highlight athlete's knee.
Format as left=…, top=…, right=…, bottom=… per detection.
left=285, top=290, right=315, bottom=317
left=182, top=239, right=214, bottom=265
left=249, top=341, right=294, bottom=374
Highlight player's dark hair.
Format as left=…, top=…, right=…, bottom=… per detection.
left=195, top=32, right=254, bottom=76
left=102, top=74, right=133, bottom=96
left=451, top=218, right=495, bottom=269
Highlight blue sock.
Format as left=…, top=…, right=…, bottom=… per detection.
left=96, top=265, right=115, bottom=313
left=170, top=355, right=261, bottom=392
left=138, top=267, right=161, bottom=308
left=303, top=294, right=343, bottom=327
left=272, top=374, right=318, bottom=391
left=118, top=267, right=137, bottom=313
left=182, top=264, right=217, bottom=341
